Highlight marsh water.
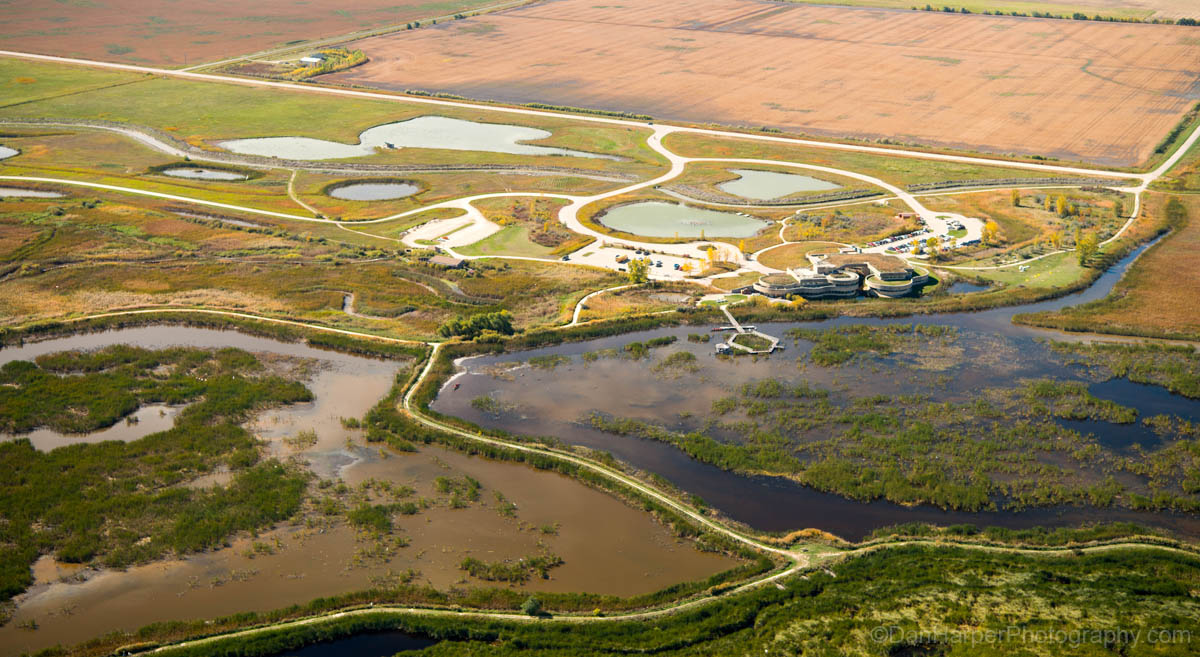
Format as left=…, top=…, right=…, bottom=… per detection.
left=0, top=327, right=734, bottom=656
left=599, top=201, right=770, bottom=238
left=329, top=181, right=421, bottom=201
left=0, top=187, right=63, bottom=198
left=1, top=404, right=184, bottom=452
left=434, top=238, right=1200, bottom=540
left=160, top=167, right=249, bottom=181
left=718, top=168, right=840, bottom=200
left=219, top=116, right=616, bottom=161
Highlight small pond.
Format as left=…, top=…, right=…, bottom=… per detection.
left=0, top=146, right=18, bottom=160
left=947, top=281, right=990, bottom=294
left=1, top=404, right=184, bottom=452
left=0, top=187, right=64, bottom=198
left=717, top=168, right=840, bottom=200
left=219, top=116, right=616, bottom=161
left=328, top=181, right=421, bottom=201
left=599, top=201, right=769, bottom=238
left=160, top=167, right=249, bottom=181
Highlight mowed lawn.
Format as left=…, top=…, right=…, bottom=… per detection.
left=456, top=225, right=556, bottom=258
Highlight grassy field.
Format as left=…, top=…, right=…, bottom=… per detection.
left=0, top=125, right=623, bottom=228
left=922, top=187, right=1132, bottom=263
left=756, top=241, right=847, bottom=270
left=711, top=271, right=761, bottom=291
left=1154, top=136, right=1200, bottom=193
left=965, top=250, right=1087, bottom=289
left=1016, top=193, right=1200, bottom=339
left=0, top=197, right=622, bottom=338
left=781, top=200, right=913, bottom=245
left=457, top=225, right=554, bottom=258
left=0, top=128, right=311, bottom=216
left=0, top=61, right=149, bottom=108
left=576, top=284, right=695, bottom=322
left=0, top=60, right=665, bottom=176
left=293, top=171, right=610, bottom=222
left=663, top=131, right=1128, bottom=186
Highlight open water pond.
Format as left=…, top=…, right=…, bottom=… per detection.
left=219, top=116, right=616, bottom=160
left=598, top=201, right=770, bottom=238
left=160, top=167, right=249, bottom=181
left=0, top=187, right=63, bottom=198
left=434, top=238, right=1200, bottom=541
left=328, top=181, right=420, bottom=201
left=717, top=168, right=840, bottom=200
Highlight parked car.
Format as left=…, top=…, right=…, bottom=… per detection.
left=656, top=261, right=663, bottom=267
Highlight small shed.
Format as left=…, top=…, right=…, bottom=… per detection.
left=299, top=54, right=328, bottom=64
left=429, top=255, right=465, bottom=268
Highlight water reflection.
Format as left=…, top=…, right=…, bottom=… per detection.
left=434, top=237, right=1200, bottom=540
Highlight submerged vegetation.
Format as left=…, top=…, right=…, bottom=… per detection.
left=587, top=363, right=1200, bottom=513
left=788, top=323, right=955, bottom=366
left=0, top=346, right=313, bottom=605
left=1050, top=340, right=1200, bottom=399
left=120, top=546, right=1200, bottom=657
left=459, top=553, right=564, bottom=583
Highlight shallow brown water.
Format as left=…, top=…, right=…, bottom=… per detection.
left=0, top=328, right=735, bottom=656
left=2, top=448, right=733, bottom=656
left=1, top=404, right=183, bottom=452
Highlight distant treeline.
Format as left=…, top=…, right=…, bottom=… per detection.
left=914, top=4, right=1197, bottom=24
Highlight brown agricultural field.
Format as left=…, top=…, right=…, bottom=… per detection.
left=329, top=0, right=1200, bottom=166
left=0, top=0, right=504, bottom=67
left=784, top=0, right=1199, bottom=21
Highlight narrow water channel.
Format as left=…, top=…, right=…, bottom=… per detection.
left=433, top=237, right=1200, bottom=540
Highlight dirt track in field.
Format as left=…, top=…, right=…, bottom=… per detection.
left=328, top=0, right=1200, bottom=166
left=0, top=0, right=498, bottom=67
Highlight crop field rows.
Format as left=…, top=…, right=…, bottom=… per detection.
left=329, top=0, right=1200, bottom=166
left=0, top=0, right=506, bottom=67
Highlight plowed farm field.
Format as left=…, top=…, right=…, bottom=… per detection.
left=328, top=0, right=1200, bottom=166
left=0, top=0, right=503, bottom=67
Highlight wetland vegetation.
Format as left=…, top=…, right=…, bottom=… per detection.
left=0, top=346, right=313, bottom=607
left=2, top=39, right=1200, bottom=657
left=111, top=546, right=1200, bottom=657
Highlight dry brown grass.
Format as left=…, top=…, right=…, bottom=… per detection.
left=756, top=241, right=847, bottom=271
left=1017, top=193, right=1200, bottom=338
left=576, top=284, right=692, bottom=322
left=781, top=202, right=908, bottom=244
left=330, top=0, right=1200, bottom=165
